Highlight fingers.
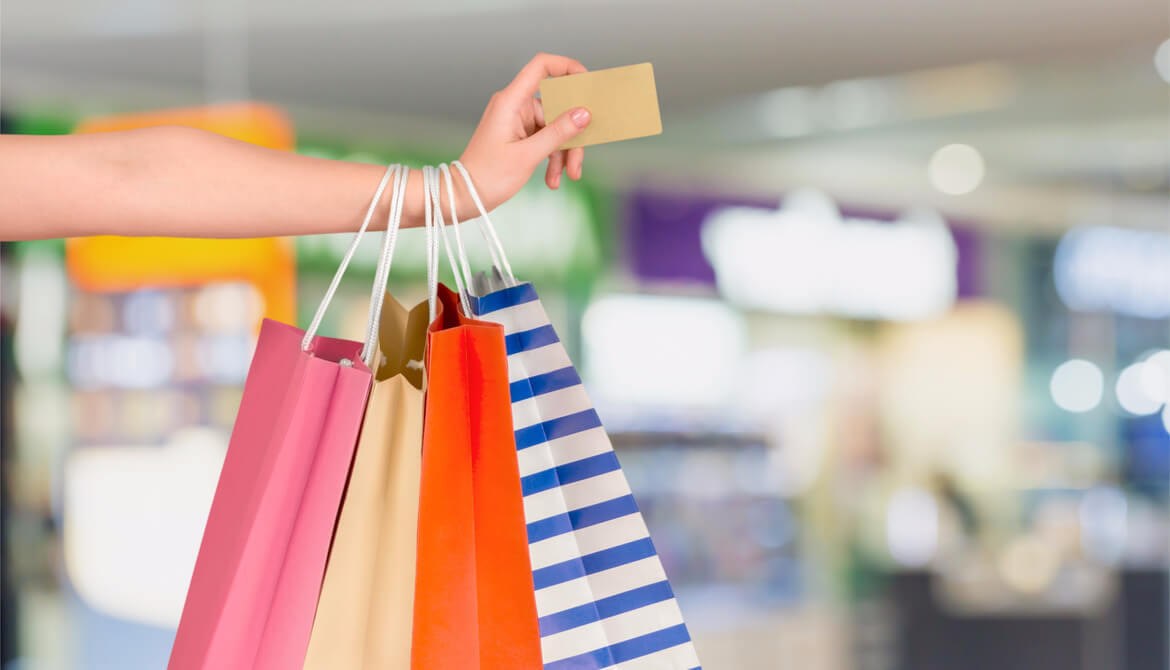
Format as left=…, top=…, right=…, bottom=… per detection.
left=521, top=96, right=545, bottom=138
left=524, top=107, right=591, bottom=167
left=567, top=146, right=584, bottom=181
left=546, top=150, right=566, bottom=189
left=501, top=53, right=587, bottom=104
left=535, top=97, right=580, bottom=188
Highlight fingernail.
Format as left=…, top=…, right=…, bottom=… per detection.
left=570, top=108, right=591, bottom=128
left=552, top=174, right=561, bottom=188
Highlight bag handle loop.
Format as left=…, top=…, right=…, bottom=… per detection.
left=443, top=160, right=518, bottom=291
left=359, top=163, right=411, bottom=368
left=300, top=163, right=403, bottom=356
left=423, top=165, right=473, bottom=322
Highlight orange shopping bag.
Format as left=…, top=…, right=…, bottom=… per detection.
left=411, top=166, right=542, bottom=670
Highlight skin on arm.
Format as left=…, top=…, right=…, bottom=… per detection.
left=0, top=53, right=591, bottom=241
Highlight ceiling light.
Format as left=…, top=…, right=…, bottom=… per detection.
left=1155, top=39, right=1170, bottom=83
left=757, top=87, right=815, bottom=138
left=1117, top=363, right=1163, bottom=415
left=1050, top=359, right=1103, bottom=413
left=928, top=143, right=985, bottom=195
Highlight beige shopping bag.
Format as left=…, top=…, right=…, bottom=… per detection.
left=302, top=292, right=428, bottom=670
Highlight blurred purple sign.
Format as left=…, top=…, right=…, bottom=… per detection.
left=625, top=188, right=981, bottom=299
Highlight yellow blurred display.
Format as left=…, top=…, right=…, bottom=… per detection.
left=68, top=103, right=296, bottom=325
left=65, top=237, right=294, bottom=326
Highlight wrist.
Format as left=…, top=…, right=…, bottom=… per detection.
left=394, top=161, right=492, bottom=230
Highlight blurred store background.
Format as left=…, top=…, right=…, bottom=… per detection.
left=2, top=1, right=1169, bottom=668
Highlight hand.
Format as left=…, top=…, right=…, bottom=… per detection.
left=458, top=53, right=591, bottom=213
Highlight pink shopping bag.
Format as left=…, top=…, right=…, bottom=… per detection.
left=168, top=322, right=371, bottom=670
left=168, top=164, right=409, bottom=670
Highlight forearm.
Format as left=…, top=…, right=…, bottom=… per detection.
left=0, top=126, right=484, bottom=241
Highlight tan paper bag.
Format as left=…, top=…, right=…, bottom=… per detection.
left=302, top=293, right=428, bottom=670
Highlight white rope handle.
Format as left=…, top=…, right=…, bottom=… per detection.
left=364, top=166, right=406, bottom=337
left=426, top=165, right=473, bottom=316
left=301, top=164, right=400, bottom=352
left=423, top=166, right=457, bottom=322
left=440, top=163, right=503, bottom=284
left=437, top=163, right=474, bottom=291
left=424, top=165, right=439, bottom=323
left=359, top=164, right=410, bottom=368
left=449, top=160, right=517, bottom=285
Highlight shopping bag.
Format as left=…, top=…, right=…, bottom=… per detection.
left=301, top=293, right=428, bottom=670
left=168, top=164, right=408, bottom=670
left=445, top=162, right=702, bottom=669
left=411, top=166, right=543, bottom=670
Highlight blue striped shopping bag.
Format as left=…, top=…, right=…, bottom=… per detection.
left=468, top=281, right=702, bottom=670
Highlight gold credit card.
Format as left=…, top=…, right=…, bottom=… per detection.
left=539, top=62, right=662, bottom=150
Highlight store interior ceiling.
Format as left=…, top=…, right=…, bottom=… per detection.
left=3, top=0, right=1168, bottom=231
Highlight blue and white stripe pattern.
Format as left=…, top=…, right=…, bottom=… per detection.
left=470, top=282, right=701, bottom=670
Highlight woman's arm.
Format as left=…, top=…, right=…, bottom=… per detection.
left=0, top=53, right=591, bottom=241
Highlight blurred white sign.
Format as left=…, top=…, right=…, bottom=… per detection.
left=1054, top=225, right=1170, bottom=318
left=701, top=189, right=957, bottom=320
left=64, top=429, right=227, bottom=627
left=582, top=294, right=746, bottom=407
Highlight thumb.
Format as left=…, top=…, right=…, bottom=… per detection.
left=525, top=107, right=590, bottom=160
